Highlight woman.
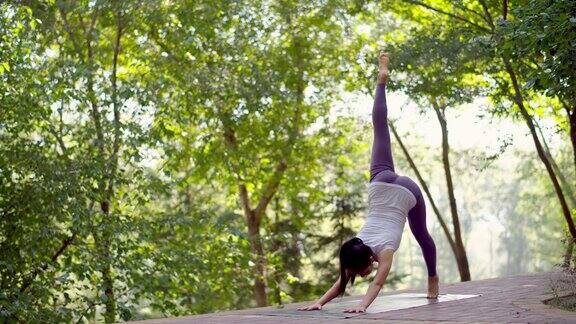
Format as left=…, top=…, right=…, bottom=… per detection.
left=299, top=52, right=439, bottom=313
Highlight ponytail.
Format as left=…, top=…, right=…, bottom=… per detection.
left=339, top=255, right=355, bottom=296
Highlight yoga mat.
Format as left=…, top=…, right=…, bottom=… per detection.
left=258, top=293, right=481, bottom=319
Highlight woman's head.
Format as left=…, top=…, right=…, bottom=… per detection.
left=339, top=237, right=374, bottom=296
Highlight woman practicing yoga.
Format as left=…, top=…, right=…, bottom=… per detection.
left=299, top=52, right=439, bottom=313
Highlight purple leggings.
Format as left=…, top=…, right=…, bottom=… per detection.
left=369, top=83, right=437, bottom=277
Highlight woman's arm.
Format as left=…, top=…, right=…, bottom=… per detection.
left=298, top=276, right=341, bottom=310
left=344, top=249, right=394, bottom=313
left=318, top=276, right=342, bottom=305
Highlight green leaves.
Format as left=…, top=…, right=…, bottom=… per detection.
left=502, top=0, right=576, bottom=104
left=0, top=62, right=9, bottom=74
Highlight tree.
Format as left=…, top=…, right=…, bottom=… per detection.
left=390, top=26, right=485, bottom=281
left=0, top=1, right=154, bottom=321
left=381, top=0, right=576, bottom=241
left=142, top=0, right=355, bottom=306
left=500, top=0, right=576, bottom=175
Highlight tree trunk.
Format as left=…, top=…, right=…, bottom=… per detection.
left=246, top=208, right=268, bottom=306
left=102, top=263, right=115, bottom=322
left=503, top=58, right=576, bottom=239
left=224, top=129, right=290, bottom=307
left=219, top=14, right=302, bottom=305
left=99, top=201, right=116, bottom=323
left=58, top=4, right=125, bottom=321
left=433, top=104, right=471, bottom=281
left=563, top=237, right=574, bottom=268
left=570, top=107, right=576, bottom=179
left=535, top=119, right=576, bottom=209
left=101, top=14, right=123, bottom=322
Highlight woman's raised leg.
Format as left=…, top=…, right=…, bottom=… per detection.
left=370, top=53, right=396, bottom=182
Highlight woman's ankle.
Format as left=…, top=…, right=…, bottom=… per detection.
left=377, top=73, right=388, bottom=85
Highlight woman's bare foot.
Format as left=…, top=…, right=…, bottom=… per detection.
left=427, top=275, right=439, bottom=299
left=377, top=51, right=389, bottom=85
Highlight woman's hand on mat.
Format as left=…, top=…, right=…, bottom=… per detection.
left=297, top=302, right=322, bottom=311
left=343, top=304, right=366, bottom=313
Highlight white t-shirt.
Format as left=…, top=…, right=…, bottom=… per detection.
left=357, top=181, right=417, bottom=254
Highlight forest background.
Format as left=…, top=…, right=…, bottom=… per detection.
left=1, top=0, right=575, bottom=322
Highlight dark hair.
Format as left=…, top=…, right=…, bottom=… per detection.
left=338, top=237, right=373, bottom=296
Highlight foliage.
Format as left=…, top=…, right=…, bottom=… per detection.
left=500, top=0, right=576, bottom=105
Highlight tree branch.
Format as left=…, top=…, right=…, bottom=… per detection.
left=49, top=98, right=70, bottom=158
left=59, top=3, right=104, bottom=167
left=254, top=158, right=288, bottom=219
left=107, top=10, right=124, bottom=198
left=252, top=50, right=305, bottom=222
left=19, top=234, right=76, bottom=293
left=88, top=3, right=99, bottom=39
left=239, top=184, right=253, bottom=216
left=477, top=0, right=495, bottom=30
left=403, top=0, right=492, bottom=33
left=57, top=5, right=85, bottom=63
left=48, top=127, right=69, bottom=158
left=450, top=0, right=489, bottom=26
left=76, top=9, right=106, bottom=192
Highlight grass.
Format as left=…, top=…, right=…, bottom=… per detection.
left=546, top=255, right=576, bottom=313
left=545, top=294, right=576, bottom=312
